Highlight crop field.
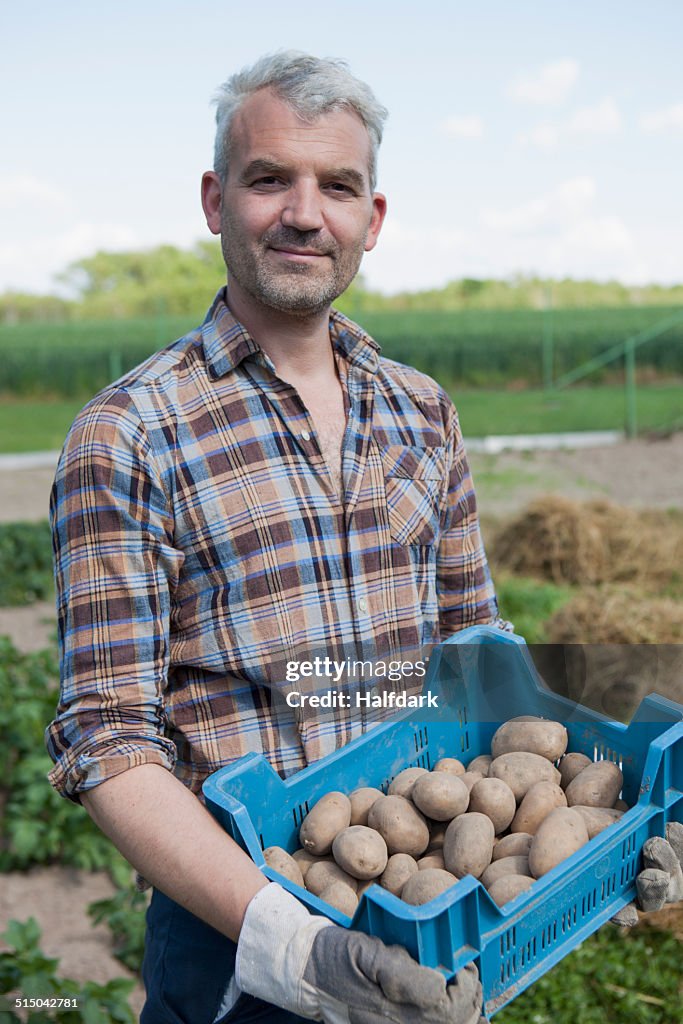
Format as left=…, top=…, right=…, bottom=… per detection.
left=1, top=305, right=683, bottom=397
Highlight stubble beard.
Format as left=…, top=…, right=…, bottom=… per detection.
left=221, top=218, right=367, bottom=317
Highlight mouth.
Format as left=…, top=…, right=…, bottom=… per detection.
left=269, top=246, right=330, bottom=263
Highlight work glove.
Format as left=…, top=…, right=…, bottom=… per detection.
left=236, top=882, right=485, bottom=1023
left=611, top=821, right=683, bottom=926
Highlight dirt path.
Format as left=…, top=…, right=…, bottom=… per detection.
left=0, top=867, right=145, bottom=1017
left=469, top=431, right=683, bottom=520
left=3, top=434, right=681, bottom=529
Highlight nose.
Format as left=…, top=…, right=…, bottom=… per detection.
left=280, top=180, right=324, bottom=232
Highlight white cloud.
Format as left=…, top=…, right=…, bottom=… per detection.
left=568, top=97, right=622, bottom=135
left=520, top=97, right=622, bottom=149
left=441, top=115, right=484, bottom=139
left=0, top=176, right=67, bottom=210
left=639, top=103, right=683, bottom=133
left=508, top=59, right=580, bottom=105
left=482, top=177, right=597, bottom=234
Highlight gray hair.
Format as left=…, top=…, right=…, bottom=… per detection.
left=212, top=50, right=388, bottom=190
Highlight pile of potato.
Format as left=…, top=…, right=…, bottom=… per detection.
left=262, top=716, right=629, bottom=913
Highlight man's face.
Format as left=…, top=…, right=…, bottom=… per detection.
left=203, top=88, right=386, bottom=318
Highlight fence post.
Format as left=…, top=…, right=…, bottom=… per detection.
left=625, top=336, right=637, bottom=438
left=542, top=285, right=554, bottom=389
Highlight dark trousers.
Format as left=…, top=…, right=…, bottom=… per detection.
left=141, top=888, right=311, bottom=1024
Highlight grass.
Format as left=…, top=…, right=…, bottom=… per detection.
left=495, top=923, right=683, bottom=1024
left=1, top=383, right=682, bottom=454
left=0, top=398, right=84, bottom=453
left=451, top=382, right=683, bottom=437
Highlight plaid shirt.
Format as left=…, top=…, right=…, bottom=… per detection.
left=46, top=290, right=498, bottom=800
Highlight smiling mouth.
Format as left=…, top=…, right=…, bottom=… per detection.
left=270, top=246, right=330, bottom=260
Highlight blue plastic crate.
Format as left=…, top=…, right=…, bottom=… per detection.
left=203, top=626, right=683, bottom=1018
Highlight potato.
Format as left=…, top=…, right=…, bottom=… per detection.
left=528, top=808, right=589, bottom=878
left=559, top=752, right=592, bottom=789
left=379, top=853, right=419, bottom=895
left=263, top=846, right=305, bottom=888
left=432, top=757, right=465, bottom=775
left=367, top=795, right=430, bottom=857
left=401, top=868, right=458, bottom=905
left=349, top=787, right=385, bottom=826
left=491, top=832, right=533, bottom=861
left=443, top=812, right=495, bottom=879
left=332, top=825, right=388, bottom=880
left=305, top=859, right=358, bottom=896
left=488, top=874, right=535, bottom=907
left=467, top=754, right=492, bottom=775
left=411, top=772, right=470, bottom=821
left=480, top=855, right=531, bottom=890
left=571, top=805, right=625, bottom=839
left=459, top=771, right=485, bottom=793
left=468, top=778, right=516, bottom=834
left=387, top=767, right=429, bottom=799
left=291, top=848, right=318, bottom=881
left=510, top=782, right=567, bottom=835
left=418, top=852, right=445, bottom=871
left=491, top=717, right=568, bottom=762
left=488, top=752, right=561, bottom=802
left=320, top=881, right=359, bottom=917
left=565, top=761, right=623, bottom=809
left=300, top=792, right=352, bottom=855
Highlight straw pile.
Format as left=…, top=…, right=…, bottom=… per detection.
left=491, top=495, right=683, bottom=592
left=544, top=585, right=683, bottom=644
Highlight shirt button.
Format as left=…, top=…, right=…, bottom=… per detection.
left=357, top=598, right=367, bottom=613
left=301, top=430, right=311, bottom=442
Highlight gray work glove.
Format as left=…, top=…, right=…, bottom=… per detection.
left=236, top=883, right=484, bottom=1023
left=611, top=822, right=683, bottom=926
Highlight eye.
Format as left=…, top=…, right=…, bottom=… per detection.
left=251, top=176, right=285, bottom=190
left=325, top=182, right=356, bottom=197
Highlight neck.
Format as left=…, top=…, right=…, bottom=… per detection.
left=226, top=280, right=335, bottom=379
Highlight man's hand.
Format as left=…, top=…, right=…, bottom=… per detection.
left=611, top=822, right=683, bottom=926
left=236, top=883, right=484, bottom=1023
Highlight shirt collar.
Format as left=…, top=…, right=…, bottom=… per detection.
left=202, top=288, right=380, bottom=380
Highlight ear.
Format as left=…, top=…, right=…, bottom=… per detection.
left=364, top=192, right=387, bottom=253
left=201, top=171, right=223, bottom=235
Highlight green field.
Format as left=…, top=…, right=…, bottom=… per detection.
left=1, top=304, right=682, bottom=397
left=2, top=383, right=681, bottom=454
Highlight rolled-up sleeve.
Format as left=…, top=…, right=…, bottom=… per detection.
left=46, top=388, right=182, bottom=801
left=437, top=402, right=499, bottom=636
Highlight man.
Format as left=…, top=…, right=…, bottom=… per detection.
left=46, top=51, right=491, bottom=1024
left=46, top=51, right=680, bottom=1024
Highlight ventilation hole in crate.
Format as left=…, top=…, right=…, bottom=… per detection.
left=459, top=730, right=470, bottom=753
left=623, top=834, right=636, bottom=858
left=292, top=801, right=310, bottom=829
left=259, top=832, right=265, bottom=850
left=600, top=874, right=618, bottom=902
left=500, top=953, right=517, bottom=984
left=499, top=927, right=516, bottom=958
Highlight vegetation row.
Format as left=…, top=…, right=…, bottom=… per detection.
left=2, top=305, right=683, bottom=398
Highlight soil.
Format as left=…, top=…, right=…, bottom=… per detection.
left=0, top=868, right=146, bottom=1017
left=1, top=434, right=682, bottom=1015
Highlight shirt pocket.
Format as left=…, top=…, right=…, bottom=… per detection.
left=380, top=445, right=447, bottom=547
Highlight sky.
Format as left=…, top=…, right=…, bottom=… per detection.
left=2, top=0, right=682, bottom=297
